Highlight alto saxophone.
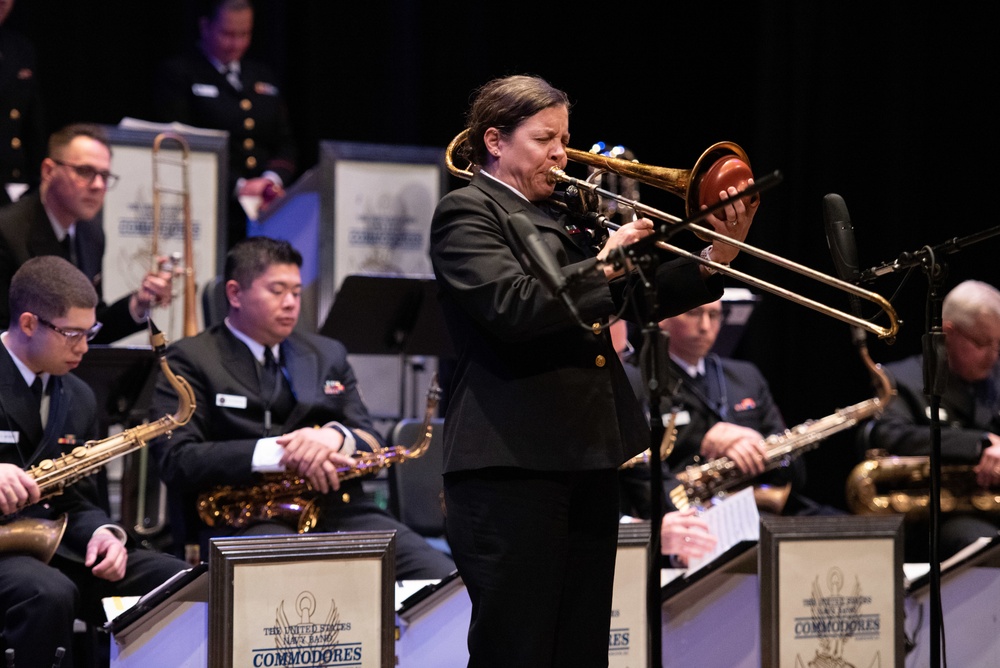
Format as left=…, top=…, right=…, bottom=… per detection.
left=196, top=375, right=441, bottom=533
left=0, top=320, right=196, bottom=562
left=669, top=344, right=894, bottom=511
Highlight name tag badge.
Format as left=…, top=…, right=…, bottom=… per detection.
left=0, top=430, right=19, bottom=444
left=666, top=410, right=691, bottom=427
left=192, top=83, right=219, bottom=98
left=216, top=393, right=248, bottom=409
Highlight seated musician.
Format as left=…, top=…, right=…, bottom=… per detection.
left=0, top=256, right=187, bottom=668
left=148, top=236, right=456, bottom=579
left=619, top=298, right=840, bottom=520
left=866, top=279, right=1000, bottom=561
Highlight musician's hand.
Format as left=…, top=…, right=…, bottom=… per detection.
left=597, top=217, right=655, bottom=279
left=277, top=427, right=355, bottom=495
left=661, top=508, right=717, bottom=561
left=86, top=529, right=128, bottom=581
left=700, top=179, right=759, bottom=264
left=974, top=437, right=1000, bottom=487
left=701, top=422, right=768, bottom=476
left=0, top=463, right=40, bottom=516
left=130, top=265, right=174, bottom=317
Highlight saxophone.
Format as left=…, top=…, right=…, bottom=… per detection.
left=196, top=375, right=441, bottom=533
left=619, top=410, right=679, bottom=469
left=670, top=344, right=894, bottom=511
left=0, top=321, right=196, bottom=562
left=846, top=450, right=1000, bottom=518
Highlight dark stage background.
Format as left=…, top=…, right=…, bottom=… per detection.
left=8, top=1, right=998, bottom=509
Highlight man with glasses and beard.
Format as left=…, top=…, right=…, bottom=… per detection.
left=868, top=279, right=1000, bottom=560
left=0, top=123, right=173, bottom=343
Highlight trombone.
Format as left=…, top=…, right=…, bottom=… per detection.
left=151, top=131, right=197, bottom=338
left=445, top=130, right=900, bottom=341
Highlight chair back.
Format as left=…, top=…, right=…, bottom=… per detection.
left=201, top=275, right=228, bottom=328
left=387, top=417, right=446, bottom=537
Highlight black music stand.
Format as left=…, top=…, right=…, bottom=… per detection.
left=70, top=345, right=159, bottom=518
left=71, top=345, right=158, bottom=434
left=319, top=275, right=453, bottom=420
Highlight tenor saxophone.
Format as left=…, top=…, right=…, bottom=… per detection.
left=670, top=344, right=894, bottom=510
left=196, top=375, right=441, bottom=533
left=0, top=321, right=196, bottom=562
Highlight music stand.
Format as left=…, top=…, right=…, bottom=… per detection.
left=71, top=345, right=159, bottom=434
left=70, top=345, right=158, bottom=517
left=319, top=275, right=453, bottom=420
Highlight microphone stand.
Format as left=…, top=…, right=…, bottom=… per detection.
left=628, top=244, right=672, bottom=668
left=859, top=227, right=1000, bottom=667
left=603, top=172, right=782, bottom=667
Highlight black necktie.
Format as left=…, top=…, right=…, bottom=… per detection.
left=30, top=376, right=43, bottom=407
left=60, top=234, right=77, bottom=266
left=261, top=347, right=278, bottom=400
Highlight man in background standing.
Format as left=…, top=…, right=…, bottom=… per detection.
left=152, top=0, right=297, bottom=245
left=0, top=0, right=45, bottom=205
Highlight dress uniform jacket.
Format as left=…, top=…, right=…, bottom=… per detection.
left=0, top=193, right=142, bottom=343
left=0, top=342, right=112, bottom=554
left=430, top=173, right=723, bottom=475
left=153, top=48, right=297, bottom=190
left=0, top=343, right=187, bottom=667
left=869, top=354, right=1000, bottom=461
left=0, top=25, right=45, bottom=205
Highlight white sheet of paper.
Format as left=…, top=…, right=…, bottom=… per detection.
left=685, top=486, right=760, bottom=574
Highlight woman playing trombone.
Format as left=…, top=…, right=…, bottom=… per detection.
left=429, top=73, right=758, bottom=667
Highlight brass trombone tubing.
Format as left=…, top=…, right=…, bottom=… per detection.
left=151, top=132, right=197, bottom=338
left=550, top=167, right=900, bottom=341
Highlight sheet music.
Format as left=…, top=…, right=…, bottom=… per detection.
left=685, top=486, right=760, bottom=574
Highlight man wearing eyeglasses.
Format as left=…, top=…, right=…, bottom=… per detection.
left=868, top=279, right=1000, bottom=561
left=0, top=123, right=173, bottom=344
left=0, top=255, right=187, bottom=667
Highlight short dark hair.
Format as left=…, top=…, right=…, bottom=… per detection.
left=224, top=236, right=303, bottom=288
left=48, top=123, right=111, bottom=159
left=463, top=75, right=571, bottom=166
left=8, top=256, right=98, bottom=326
left=200, top=0, right=253, bottom=22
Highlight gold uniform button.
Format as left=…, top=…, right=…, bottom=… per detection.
left=245, top=156, right=257, bottom=169
left=10, top=137, right=21, bottom=149
left=243, top=117, right=255, bottom=130
left=341, top=492, right=351, bottom=504
left=243, top=138, right=255, bottom=150
left=240, top=98, right=252, bottom=111
left=9, top=108, right=20, bottom=120
left=595, top=354, right=606, bottom=368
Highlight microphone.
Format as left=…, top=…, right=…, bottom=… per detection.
left=822, top=193, right=865, bottom=346
left=823, top=193, right=860, bottom=284
left=508, top=212, right=581, bottom=322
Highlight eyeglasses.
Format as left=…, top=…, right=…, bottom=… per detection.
left=52, top=159, right=120, bottom=189
left=953, top=324, right=1000, bottom=354
left=35, top=315, right=103, bottom=344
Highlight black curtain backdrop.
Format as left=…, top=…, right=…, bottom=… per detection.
left=9, top=1, right=998, bottom=509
